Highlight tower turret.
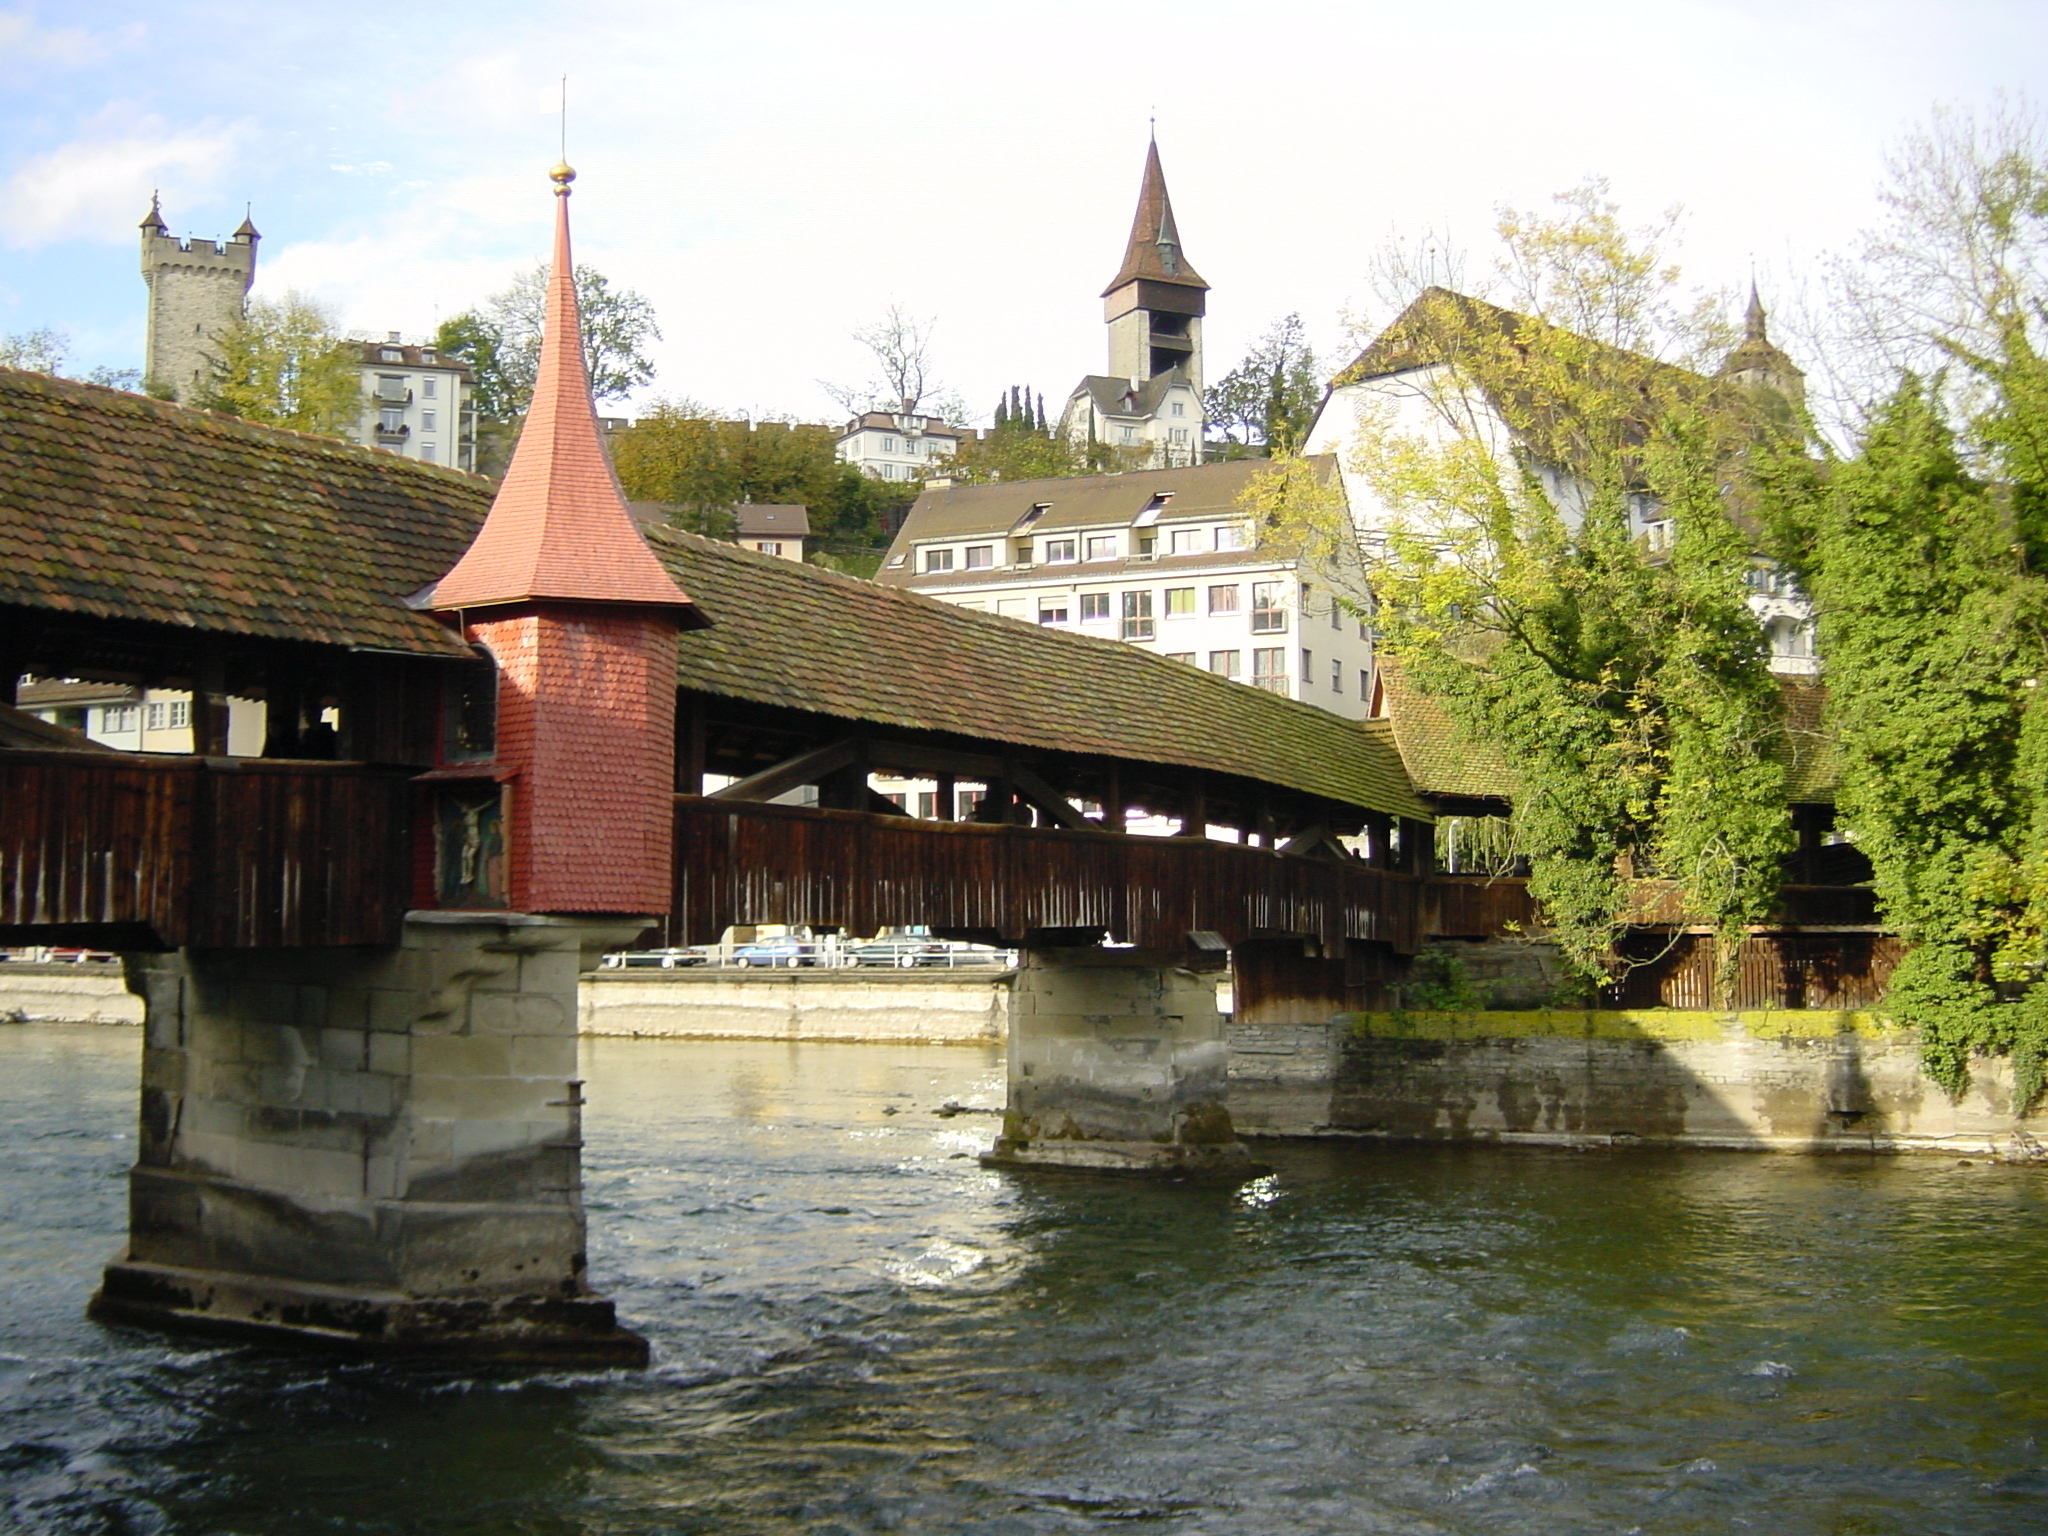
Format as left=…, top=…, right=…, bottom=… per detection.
left=1718, top=284, right=1805, bottom=411
left=1102, top=138, right=1208, bottom=396
left=426, top=162, right=706, bottom=918
left=139, top=197, right=258, bottom=402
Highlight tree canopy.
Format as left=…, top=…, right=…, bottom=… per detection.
left=196, top=292, right=362, bottom=438
left=1206, top=313, right=1321, bottom=453
left=437, top=263, right=660, bottom=422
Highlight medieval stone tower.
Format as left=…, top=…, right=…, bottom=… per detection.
left=139, top=196, right=258, bottom=403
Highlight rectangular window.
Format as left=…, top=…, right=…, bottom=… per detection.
left=422, top=376, right=437, bottom=399
left=1250, top=582, right=1287, bottom=633
left=1251, top=648, right=1288, bottom=692
left=379, top=407, right=404, bottom=432
left=1208, top=650, right=1242, bottom=679
left=1118, top=425, right=1137, bottom=443
left=1302, top=649, right=1314, bottom=687
left=1360, top=669, right=1371, bottom=700
left=1120, top=590, right=1155, bottom=641
left=1164, top=651, right=1197, bottom=665
left=1038, top=601, right=1070, bottom=625
left=1169, top=427, right=1188, bottom=444
left=169, top=699, right=189, bottom=729
left=421, top=410, right=437, bottom=431
left=1331, top=603, right=1342, bottom=630
left=421, top=444, right=437, bottom=463
left=146, top=702, right=165, bottom=730
left=100, top=705, right=136, bottom=733
left=1331, top=658, right=1342, bottom=691
left=924, top=548, right=954, bottom=572
left=883, top=437, right=899, bottom=453
left=965, top=545, right=993, bottom=569
left=758, top=540, right=781, bottom=556
left=1044, top=538, right=1078, bottom=563
left=1080, top=592, right=1112, bottom=622
left=916, top=791, right=938, bottom=818
left=1170, top=528, right=1203, bottom=555
left=1085, top=534, right=1117, bottom=561
left=1214, top=524, right=1247, bottom=551
left=1208, top=584, right=1240, bottom=616
left=1171, top=401, right=1186, bottom=417
left=379, top=349, right=402, bottom=364
left=1164, top=587, right=1196, bottom=617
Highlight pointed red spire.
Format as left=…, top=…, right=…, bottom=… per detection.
left=1101, top=138, right=1207, bottom=298
left=432, top=164, right=699, bottom=616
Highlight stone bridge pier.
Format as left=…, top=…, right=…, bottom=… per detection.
left=92, top=914, right=651, bottom=1364
left=985, top=944, right=1262, bottom=1176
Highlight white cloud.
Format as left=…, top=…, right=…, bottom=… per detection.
left=2, top=106, right=240, bottom=249
left=0, top=11, right=125, bottom=69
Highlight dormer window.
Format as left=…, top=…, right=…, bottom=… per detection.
left=1011, top=502, right=1052, bottom=533
left=1133, top=491, right=1174, bottom=528
left=380, top=348, right=402, bottom=362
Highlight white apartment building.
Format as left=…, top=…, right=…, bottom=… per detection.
left=17, top=680, right=264, bottom=755
left=353, top=334, right=476, bottom=472
left=877, top=456, right=1374, bottom=718
left=836, top=409, right=963, bottom=483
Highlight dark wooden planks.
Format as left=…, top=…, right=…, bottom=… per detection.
left=0, top=752, right=411, bottom=947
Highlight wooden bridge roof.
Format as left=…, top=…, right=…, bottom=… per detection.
left=647, top=525, right=1429, bottom=820
left=0, top=368, right=481, bottom=658
left=0, top=368, right=1426, bottom=819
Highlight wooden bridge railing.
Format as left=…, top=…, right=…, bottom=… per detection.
left=0, top=750, right=415, bottom=948
left=668, top=796, right=1426, bottom=954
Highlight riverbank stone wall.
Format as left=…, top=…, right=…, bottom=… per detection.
left=1228, top=1008, right=2048, bottom=1156
left=581, top=967, right=1009, bottom=1043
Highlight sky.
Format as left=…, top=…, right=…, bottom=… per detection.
left=2, top=0, right=2044, bottom=427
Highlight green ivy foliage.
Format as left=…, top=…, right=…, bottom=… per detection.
left=1761, top=377, right=2048, bottom=1106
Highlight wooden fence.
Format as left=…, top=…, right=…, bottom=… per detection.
left=667, top=796, right=1426, bottom=955
left=0, top=750, right=414, bottom=948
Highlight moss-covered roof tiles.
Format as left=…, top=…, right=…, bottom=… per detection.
left=648, top=525, right=1430, bottom=820
left=0, top=367, right=486, bottom=656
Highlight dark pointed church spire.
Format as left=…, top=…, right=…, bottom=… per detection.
left=1101, top=139, right=1207, bottom=297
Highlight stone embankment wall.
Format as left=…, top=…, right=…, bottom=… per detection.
left=3, top=964, right=1012, bottom=1045
left=0, top=964, right=143, bottom=1024
left=578, top=968, right=1010, bottom=1044
left=1227, top=1008, right=2048, bottom=1156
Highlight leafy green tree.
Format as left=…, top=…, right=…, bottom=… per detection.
left=438, top=263, right=659, bottom=419
left=0, top=328, right=139, bottom=390
left=949, top=383, right=1117, bottom=485
left=1760, top=380, right=2048, bottom=1104
left=197, top=292, right=362, bottom=438
left=1206, top=314, right=1321, bottom=452
left=1264, top=187, right=1790, bottom=991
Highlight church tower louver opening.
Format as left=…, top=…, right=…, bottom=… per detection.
left=1059, top=137, right=1210, bottom=469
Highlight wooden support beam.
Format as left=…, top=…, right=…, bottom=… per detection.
left=1184, top=771, right=1207, bottom=838
left=1103, top=761, right=1125, bottom=835
left=707, top=737, right=860, bottom=802
left=677, top=695, right=707, bottom=795
left=935, top=771, right=957, bottom=821
left=1008, top=763, right=1095, bottom=832
left=192, top=644, right=231, bottom=758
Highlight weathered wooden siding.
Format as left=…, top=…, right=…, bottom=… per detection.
left=0, top=751, right=413, bottom=947
left=1606, top=931, right=1900, bottom=1010
left=668, top=797, right=1425, bottom=954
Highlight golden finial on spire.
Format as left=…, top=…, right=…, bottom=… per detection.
left=549, top=161, right=576, bottom=195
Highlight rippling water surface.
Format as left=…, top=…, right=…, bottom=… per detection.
left=4, top=1023, right=2047, bottom=1534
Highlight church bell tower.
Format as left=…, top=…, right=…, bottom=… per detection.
left=1102, top=138, right=1209, bottom=396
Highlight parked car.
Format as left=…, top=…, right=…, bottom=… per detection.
left=731, top=938, right=821, bottom=968
left=845, top=940, right=1015, bottom=968
left=846, top=939, right=951, bottom=968
left=601, top=947, right=709, bottom=969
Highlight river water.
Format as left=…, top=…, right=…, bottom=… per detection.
left=3, top=1023, right=2047, bottom=1535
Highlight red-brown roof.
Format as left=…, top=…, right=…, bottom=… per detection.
left=430, top=178, right=701, bottom=617
left=1101, top=140, right=1207, bottom=297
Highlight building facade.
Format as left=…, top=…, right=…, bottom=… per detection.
left=1306, top=285, right=1821, bottom=676
left=735, top=504, right=811, bottom=560
left=351, top=334, right=476, bottom=471
left=139, top=196, right=257, bottom=404
left=1057, top=140, right=1208, bottom=470
left=877, top=456, right=1374, bottom=718
left=18, top=679, right=264, bottom=755
left=836, top=409, right=963, bottom=482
